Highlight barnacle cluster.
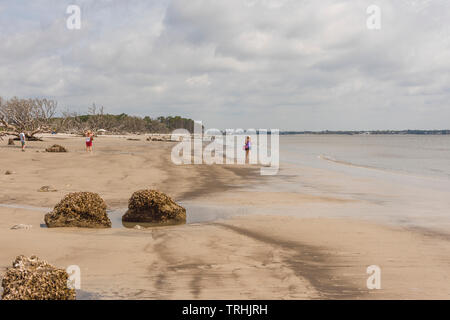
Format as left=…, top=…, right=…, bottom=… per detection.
left=45, top=192, right=111, bottom=228
left=122, top=189, right=186, bottom=224
left=1, top=255, right=76, bottom=300
left=45, top=144, right=68, bottom=152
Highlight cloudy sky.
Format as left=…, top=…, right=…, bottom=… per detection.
left=1, top=0, right=449, bottom=130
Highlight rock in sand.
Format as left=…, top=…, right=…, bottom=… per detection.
left=38, top=186, right=57, bottom=192
left=1, top=255, right=76, bottom=300
left=122, top=189, right=186, bottom=225
left=45, top=144, right=67, bottom=152
left=44, top=192, right=111, bottom=228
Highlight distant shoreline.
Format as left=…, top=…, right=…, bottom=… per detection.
left=203, top=129, right=450, bottom=135
left=280, top=130, right=450, bottom=135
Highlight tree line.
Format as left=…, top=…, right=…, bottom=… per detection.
left=0, top=97, right=196, bottom=140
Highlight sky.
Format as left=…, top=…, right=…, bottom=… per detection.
left=0, top=0, right=449, bottom=131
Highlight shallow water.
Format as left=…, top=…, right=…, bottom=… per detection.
left=0, top=202, right=247, bottom=229
left=107, top=202, right=250, bottom=228
left=249, top=134, right=450, bottom=233
left=107, top=208, right=186, bottom=228
left=0, top=204, right=50, bottom=212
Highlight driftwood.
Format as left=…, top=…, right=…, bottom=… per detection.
left=0, top=97, right=55, bottom=141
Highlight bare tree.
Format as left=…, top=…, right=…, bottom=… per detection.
left=54, top=104, right=108, bottom=135
left=87, top=103, right=106, bottom=132
left=0, top=97, right=199, bottom=139
left=50, top=109, right=74, bottom=134
left=0, top=97, right=57, bottom=140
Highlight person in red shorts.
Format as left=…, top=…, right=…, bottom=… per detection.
left=85, top=130, right=94, bottom=152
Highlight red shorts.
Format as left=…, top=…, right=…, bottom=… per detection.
left=86, top=141, right=92, bottom=147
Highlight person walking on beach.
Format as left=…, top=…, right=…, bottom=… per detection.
left=244, top=136, right=251, bottom=164
left=19, top=132, right=26, bottom=152
left=85, top=130, right=94, bottom=152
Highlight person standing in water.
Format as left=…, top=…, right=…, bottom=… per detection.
left=85, top=130, right=94, bottom=152
left=19, top=132, right=26, bottom=151
left=244, top=136, right=251, bottom=164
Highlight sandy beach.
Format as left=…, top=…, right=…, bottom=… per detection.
left=1, top=135, right=449, bottom=299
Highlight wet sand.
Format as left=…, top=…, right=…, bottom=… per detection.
left=1, top=134, right=449, bottom=299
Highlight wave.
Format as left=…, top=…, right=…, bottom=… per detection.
left=318, top=154, right=388, bottom=172
left=318, top=154, right=448, bottom=179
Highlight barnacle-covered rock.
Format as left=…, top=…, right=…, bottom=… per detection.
left=45, top=144, right=67, bottom=152
left=44, top=192, right=111, bottom=228
left=122, top=190, right=186, bottom=225
left=1, top=255, right=76, bottom=300
left=8, top=138, right=15, bottom=145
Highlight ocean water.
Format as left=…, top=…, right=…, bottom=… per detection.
left=280, top=134, right=450, bottom=179
left=176, top=134, right=450, bottom=232
left=241, top=134, right=450, bottom=232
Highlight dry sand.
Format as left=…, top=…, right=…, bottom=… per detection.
left=0, top=134, right=449, bottom=299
